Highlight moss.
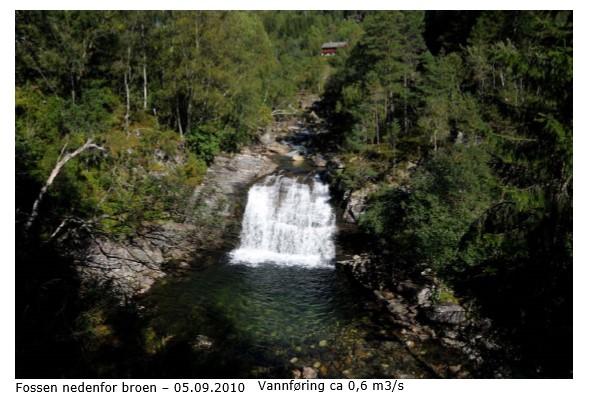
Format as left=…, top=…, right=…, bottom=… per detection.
left=143, top=327, right=174, bottom=355
left=75, top=308, right=116, bottom=352
left=435, top=286, right=460, bottom=305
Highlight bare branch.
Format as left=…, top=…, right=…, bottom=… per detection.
left=24, top=138, right=105, bottom=232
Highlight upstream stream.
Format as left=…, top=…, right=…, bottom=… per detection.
left=142, top=144, right=437, bottom=379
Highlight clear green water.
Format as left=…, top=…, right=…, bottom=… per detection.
left=143, top=254, right=430, bottom=378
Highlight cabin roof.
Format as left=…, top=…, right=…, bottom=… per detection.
left=321, top=41, right=348, bottom=49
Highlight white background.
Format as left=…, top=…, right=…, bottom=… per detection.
left=2, top=1, right=604, bottom=407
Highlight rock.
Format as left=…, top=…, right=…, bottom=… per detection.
left=188, top=151, right=277, bottom=221
left=336, top=253, right=376, bottom=290
left=288, top=151, right=305, bottom=162
left=302, top=366, right=318, bottom=379
left=292, top=369, right=302, bottom=379
left=455, top=131, right=465, bottom=144
left=182, top=149, right=278, bottom=253
left=444, top=330, right=458, bottom=339
left=308, top=110, right=321, bottom=124
left=312, top=154, right=327, bottom=167
left=313, top=361, right=322, bottom=369
left=267, top=142, right=290, bottom=155
left=417, top=288, right=432, bottom=306
left=425, top=303, right=467, bottom=325
left=259, top=129, right=275, bottom=145
left=343, top=185, right=378, bottom=223
left=387, top=301, right=408, bottom=317
left=329, top=157, right=345, bottom=169
left=192, top=335, right=213, bottom=351
left=382, top=290, right=396, bottom=300
left=318, top=340, right=328, bottom=347
left=289, top=357, right=299, bottom=364
left=405, top=340, right=415, bottom=348
left=441, top=337, right=466, bottom=349
left=482, top=338, right=500, bottom=351
left=78, top=236, right=167, bottom=299
left=449, top=364, right=462, bottom=374
left=457, top=370, right=471, bottom=378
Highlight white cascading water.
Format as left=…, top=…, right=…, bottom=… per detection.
left=230, top=175, right=336, bottom=268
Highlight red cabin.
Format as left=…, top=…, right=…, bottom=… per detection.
left=320, top=41, right=348, bottom=56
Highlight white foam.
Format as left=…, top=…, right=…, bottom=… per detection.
left=229, top=175, right=336, bottom=269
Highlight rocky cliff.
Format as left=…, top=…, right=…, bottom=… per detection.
left=77, top=147, right=278, bottom=299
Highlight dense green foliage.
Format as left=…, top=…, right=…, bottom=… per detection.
left=16, top=11, right=356, bottom=237
left=321, top=11, right=572, bottom=377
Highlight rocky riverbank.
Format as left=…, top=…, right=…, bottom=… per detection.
left=77, top=146, right=279, bottom=299
left=335, top=249, right=510, bottom=378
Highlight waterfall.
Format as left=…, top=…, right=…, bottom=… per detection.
left=230, top=175, right=336, bottom=268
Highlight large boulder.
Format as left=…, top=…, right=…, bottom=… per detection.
left=187, top=149, right=277, bottom=221
left=343, top=186, right=376, bottom=223
left=417, top=288, right=433, bottom=306
left=425, top=303, right=467, bottom=325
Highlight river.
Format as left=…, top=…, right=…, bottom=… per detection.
left=142, top=144, right=435, bottom=379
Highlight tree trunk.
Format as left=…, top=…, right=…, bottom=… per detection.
left=195, top=16, right=200, bottom=50
left=142, top=55, right=148, bottom=110
left=124, top=46, right=132, bottom=135
left=403, top=74, right=408, bottom=134
left=176, top=102, right=183, bottom=138
left=70, top=73, right=76, bottom=105
left=141, top=22, right=148, bottom=111
left=375, top=105, right=380, bottom=145
left=25, top=139, right=104, bottom=232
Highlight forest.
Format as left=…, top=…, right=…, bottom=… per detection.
left=15, top=11, right=572, bottom=379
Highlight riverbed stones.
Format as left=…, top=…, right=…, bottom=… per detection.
left=266, top=142, right=290, bottom=155
left=318, top=340, right=328, bottom=347
left=302, top=366, right=318, bottom=379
